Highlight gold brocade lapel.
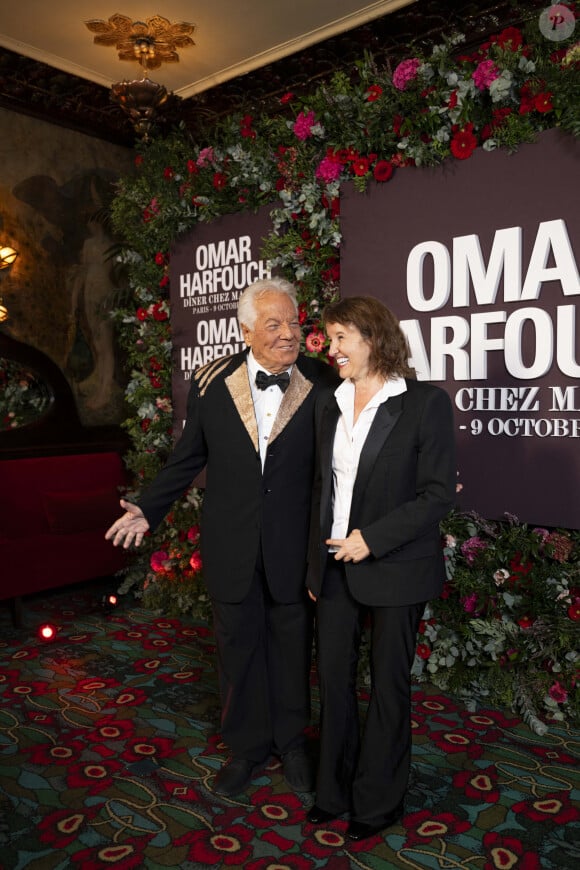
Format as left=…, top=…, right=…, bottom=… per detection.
left=269, top=365, right=313, bottom=444
left=225, top=362, right=259, bottom=453
left=224, top=362, right=313, bottom=453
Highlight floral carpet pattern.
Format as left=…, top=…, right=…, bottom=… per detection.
left=0, top=580, right=578, bottom=870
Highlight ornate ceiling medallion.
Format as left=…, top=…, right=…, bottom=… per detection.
left=85, top=14, right=195, bottom=68
left=85, top=14, right=195, bottom=139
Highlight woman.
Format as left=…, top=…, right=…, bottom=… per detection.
left=306, top=296, right=456, bottom=841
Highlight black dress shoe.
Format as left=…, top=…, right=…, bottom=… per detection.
left=347, top=801, right=404, bottom=841
left=282, top=747, right=314, bottom=792
left=213, top=758, right=263, bottom=796
left=307, top=804, right=339, bottom=825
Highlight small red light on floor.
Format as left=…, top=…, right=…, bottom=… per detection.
left=38, top=623, right=57, bottom=641
left=101, top=593, right=119, bottom=610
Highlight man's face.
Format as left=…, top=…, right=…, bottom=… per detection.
left=242, top=291, right=301, bottom=373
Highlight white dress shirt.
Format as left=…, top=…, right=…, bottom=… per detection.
left=247, top=350, right=293, bottom=469
left=330, top=376, right=407, bottom=542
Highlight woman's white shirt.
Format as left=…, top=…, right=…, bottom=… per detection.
left=330, top=377, right=407, bottom=542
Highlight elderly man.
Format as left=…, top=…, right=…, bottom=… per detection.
left=106, top=277, right=338, bottom=796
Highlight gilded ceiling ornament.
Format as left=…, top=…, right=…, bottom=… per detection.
left=85, top=14, right=195, bottom=69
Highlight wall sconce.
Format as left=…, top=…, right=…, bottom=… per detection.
left=0, top=246, right=18, bottom=270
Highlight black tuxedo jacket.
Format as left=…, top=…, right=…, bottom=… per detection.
left=307, top=378, right=456, bottom=606
left=138, top=350, right=338, bottom=604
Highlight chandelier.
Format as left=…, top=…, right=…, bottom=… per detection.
left=85, top=14, right=195, bottom=140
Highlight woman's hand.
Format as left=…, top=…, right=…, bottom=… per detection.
left=325, top=529, right=370, bottom=563
left=105, top=499, right=150, bottom=548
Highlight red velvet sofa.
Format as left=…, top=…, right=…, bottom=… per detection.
left=0, top=331, right=129, bottom=620
left=0, top=451, right=127, bottom=601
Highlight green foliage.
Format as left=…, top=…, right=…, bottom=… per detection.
left=0, top=358, right=51, bottom=430
left=411, top=512, right=580, bottom=729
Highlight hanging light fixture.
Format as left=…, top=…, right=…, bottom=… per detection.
left=85, top=14, right=195, bottom=140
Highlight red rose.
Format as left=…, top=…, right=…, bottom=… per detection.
left=373, top=161, right=394, bottom=182
left=154, top=252, right=165, bottom=266
left=517, top=616, right=534, bottom=630
left=280, top=92, right=294, bottom=104
left=534, top=91, right=554, bottom=113
left=136, top=308, right=148, bottom=321
left=152, top=302, right=168, bottom=322
left=493, top=27, right=523, bottom=51
left=163, top=166, right=174, bottom=180
left=213, top=172, right=227, bottom=190
left=365, top=84, right=383, bottom=102
left=416, top=643, right=431, bottom=660
left=352, top=156, right=371, bottom=176
left=568, top=602, right=580, bottom=622
left=186, top=159, right=198, bottom=175
left=450, top=128, right=478, bottom=160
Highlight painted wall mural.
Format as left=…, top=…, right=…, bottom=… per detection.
left=0, top=107, right=133, bottom=426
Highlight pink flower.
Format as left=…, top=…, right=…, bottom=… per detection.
left=150, top=550, right=170, bottom=573
left=187, top=525, right=200, bottom=543
left=392, top=57, right=421, bottom=90
left=462, top=593, right=478, bottom=613
left=189, top=552, right=203, bottom=573
left=549, top=681, right=568, bottom=704
left=196, top=147, right=215, bottom=167
left=315, top=155, right=342, bottom=183
left=293, top=110, right=317, bottom=141
left=305, top=331, right=326, bottom=353
left=472, top=59, right=500, bottom=91
left=460, top=536, right=487, bottom=563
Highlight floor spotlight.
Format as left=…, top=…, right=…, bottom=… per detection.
left=101, top=593, right=119, bottom=612
left=38, top=623, right=58, bottom=641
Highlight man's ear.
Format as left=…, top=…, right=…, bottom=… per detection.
left=241, top=323, right=252, bottom=345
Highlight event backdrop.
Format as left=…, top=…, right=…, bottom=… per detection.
left=340, top=130, right=579, bottom=529
left=170, top=206, right=274, bottom=432
left=169, top=131, right=578, bottom=530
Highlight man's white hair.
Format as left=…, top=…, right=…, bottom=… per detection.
left=237, top=277, right=298, bottom=330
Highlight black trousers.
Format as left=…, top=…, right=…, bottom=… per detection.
left=315, top=556, right=424, bottom=826
left=211, top=548, right=312, bottom=763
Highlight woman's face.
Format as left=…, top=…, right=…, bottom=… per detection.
left=326, top=321, right=372, bottom=382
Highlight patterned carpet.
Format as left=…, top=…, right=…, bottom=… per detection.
left=0, top=579, right=578, bottom=870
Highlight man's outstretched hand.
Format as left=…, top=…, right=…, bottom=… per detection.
left=105, top=499, right=150, bottom=548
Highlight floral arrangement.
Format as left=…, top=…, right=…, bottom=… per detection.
left=410, top=512, right=580, bottom=732
left=0, top=356, right=51, bottom=430
left=108, top=11, right=580, bottom=725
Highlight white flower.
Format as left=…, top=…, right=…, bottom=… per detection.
left=489, top=70, right=513, bottom=103
left=493, top=568, right=510, bottom=586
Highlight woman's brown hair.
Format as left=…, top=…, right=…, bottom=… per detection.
left=322, top=296, right=415, bottom=379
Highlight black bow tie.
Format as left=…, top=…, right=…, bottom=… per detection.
left=255, top=370, right=290, bottom=393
